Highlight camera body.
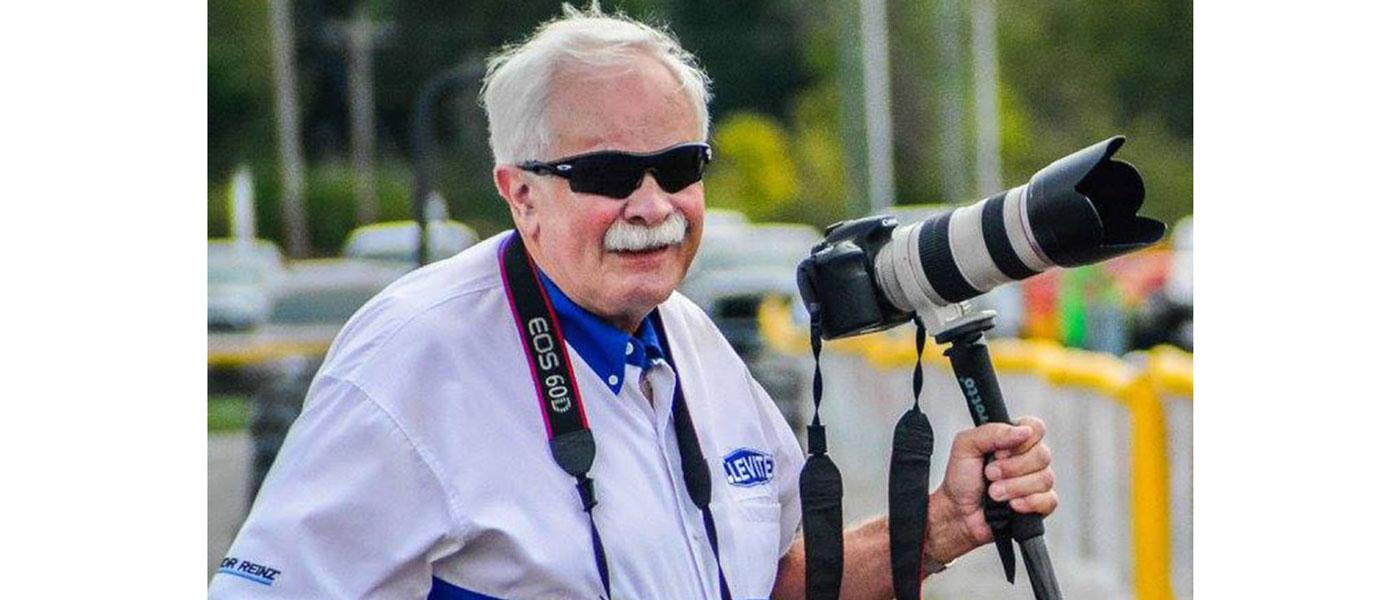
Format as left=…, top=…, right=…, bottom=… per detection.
left=797, top=136, right=1166, bottom=340
left=796, top=216, right=911, bottom=338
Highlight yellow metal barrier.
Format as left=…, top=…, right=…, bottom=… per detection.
left=757, top=297, right=1193, bottom=599
left=207, top=325, right=342, bottom=368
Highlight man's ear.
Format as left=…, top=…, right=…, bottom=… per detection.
left=494, top=165, right=539, bottom=233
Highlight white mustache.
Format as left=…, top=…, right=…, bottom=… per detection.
left=603, top=213, right=688, bottom=252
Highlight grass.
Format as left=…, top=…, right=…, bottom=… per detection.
left=208, top=395, right=249, bottom=433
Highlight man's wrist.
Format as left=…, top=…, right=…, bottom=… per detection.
left=924, top=486, right=976, bottom=572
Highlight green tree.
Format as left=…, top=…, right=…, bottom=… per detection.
left=999, top=0, right=1193, bottom=223
left=706, top=113, right=799, bottom=221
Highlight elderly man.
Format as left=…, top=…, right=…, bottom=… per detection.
left=211, top=6, right=1056, bottom=599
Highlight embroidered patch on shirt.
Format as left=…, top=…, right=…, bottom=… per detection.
left=217, top=556, right=282, bottom=586
left=722, top=447, right=775, bottom=487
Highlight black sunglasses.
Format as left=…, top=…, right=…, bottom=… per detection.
left=517, top=142, right=713, bottom=199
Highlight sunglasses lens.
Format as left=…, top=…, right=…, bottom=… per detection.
left=568, top=154, right=643, bottom=199
left=653, top=146, right=708, bottom=193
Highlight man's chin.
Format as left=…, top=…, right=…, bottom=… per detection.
left=607, top=273, right=681, bottom=309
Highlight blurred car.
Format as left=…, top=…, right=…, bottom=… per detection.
left=208, top=239, right=285, bottom=394
left=341, top=219, right=480, bottom=265
left=682, top=222, right=819, bottom=436
left=690, top=220, right=817, bottom=279
left=263, top=258, right=411, bottom=325
left=683, top=222, right=818, bottom=329
left=683, top=266, right=797, bottom=355
left=239, top=256, right=414, bottom=501
left=704, top=208, right=749, bottom=229
left=208, top=238, right=284, bottom=332
left=241, top=221, right=486, bottom=502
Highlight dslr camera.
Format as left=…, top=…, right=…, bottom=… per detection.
left=797, top=136, right=1166, bottom=338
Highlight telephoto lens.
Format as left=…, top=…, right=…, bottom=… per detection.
left=873, top=136, right=1165, bottom=314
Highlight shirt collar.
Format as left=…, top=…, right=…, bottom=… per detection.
left=537, top=268, right=669, bottom=394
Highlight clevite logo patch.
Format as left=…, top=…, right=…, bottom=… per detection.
left=723, top=447, right=775, bottom=487
left=218, top=556, right=282, bottom=586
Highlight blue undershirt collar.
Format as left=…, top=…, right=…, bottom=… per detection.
left=537, top=269, right=669, bottom=394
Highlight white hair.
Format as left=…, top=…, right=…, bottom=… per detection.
left=480, top=2, right=712, bottom=165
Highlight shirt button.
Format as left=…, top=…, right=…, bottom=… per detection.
left=608, top=374, right=619, bottom=386
left=625, top=342, right=634, bottom=355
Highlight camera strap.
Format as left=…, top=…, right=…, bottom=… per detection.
left=888, top=316, right=934, bottom=600
left=799, top=304, right=844, bottom=600
left=800, top=308, right=936, bottom=600
left=498, top=233, right=732, bottom=600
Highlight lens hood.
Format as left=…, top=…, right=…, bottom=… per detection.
left=1024, top=136, right=1166, bottom=267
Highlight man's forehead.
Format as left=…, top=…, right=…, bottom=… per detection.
left=546, top=57, right=701, bottom=157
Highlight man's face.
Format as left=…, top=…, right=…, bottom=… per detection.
left=501, top=55, right=705, bottom=330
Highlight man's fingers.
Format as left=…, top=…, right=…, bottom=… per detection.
left=1012, top=416, right=1047, bottom=454
left=985, top=444, right=1052, bottom=481
left=987, top=467, right=1054, bottom=502
left=1009, top=491, right=1059, bottom=516
left=951, top=422, right=1034, bottom=458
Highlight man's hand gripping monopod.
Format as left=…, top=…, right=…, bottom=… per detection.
left=929, top=301, right=1062, bottom=600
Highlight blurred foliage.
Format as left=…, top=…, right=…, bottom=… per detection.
left=998, top=0, right=1192, bottom=223
left=209, top=0, right=1191, bottom=252
left=886, top=0, right=945, bottom=204
left=787, top=82, right=851, bottom=228
left=208, top=0, right=275, bottom=183
left=208, top=396, right=249, bottom=433
left=707, top=113, right=799, bottom=221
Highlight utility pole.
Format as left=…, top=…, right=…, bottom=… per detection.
left=858, top=0, right=896, bottom=214
left=411, top=64, right=479, bottom=266
left=835, top=1, right=869, bottom=219
left=970, top=0, right=1002, bottom=195
left=933, top=0, right=969, bottom=204
left=268, top=0, right=309, bottom=257
left=329, top=11, right=391, bottom=226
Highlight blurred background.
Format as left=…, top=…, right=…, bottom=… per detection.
left=208, top=1, right=1192, bottom=598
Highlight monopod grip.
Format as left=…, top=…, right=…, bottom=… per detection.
left=942, top=330, right=1060, bottom=600
left=943, top=332, right=1044, bottom=539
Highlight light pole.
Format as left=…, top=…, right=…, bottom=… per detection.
left=327, top=12, right=392, bottom=226
left=859, top=0, right=896, bottom=214
left=268, top=0, right=309, bottom=257
left=411, top=64, right=482, bottom=266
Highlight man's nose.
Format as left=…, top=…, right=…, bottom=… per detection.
left=622, top=172, right=674, bottom=225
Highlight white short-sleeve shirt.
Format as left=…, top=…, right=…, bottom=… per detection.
left=209, top=232, right=805, bottom=600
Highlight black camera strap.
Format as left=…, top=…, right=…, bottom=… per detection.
left=653, top=316, right=734, bottom=600
left=498, top=233, right=732, bottom=600
left=888, top=317, right=934, bottom=600
left=800, top=308, right=938, bottom=600
left=799, top=304, right=844, bottom=600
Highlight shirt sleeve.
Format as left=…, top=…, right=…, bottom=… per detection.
left=745, top=369, right=806, bottom=557
left=209, top=375, right=463, bottom=598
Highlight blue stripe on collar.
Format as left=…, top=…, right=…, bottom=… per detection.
left=537, top=269, right=668, bottom=394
